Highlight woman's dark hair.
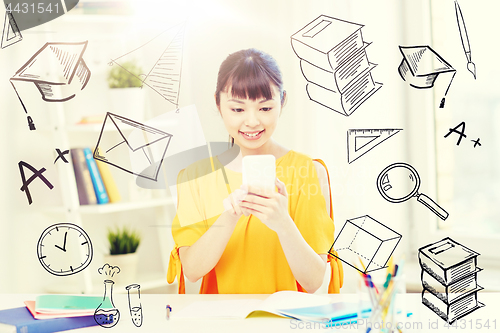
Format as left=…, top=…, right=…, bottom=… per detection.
left=215, top=48, right=285, bottom=107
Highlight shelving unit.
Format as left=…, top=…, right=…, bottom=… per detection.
left=45, top=112, right=176, bottom=294
left=45, top=88, right=176, bottom=295
left=34, top=11, right=180, bottom=295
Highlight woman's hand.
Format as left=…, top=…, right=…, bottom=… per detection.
left=240, top=178, right=292, bottom=233
left=222, top=187, right=248, bottom=219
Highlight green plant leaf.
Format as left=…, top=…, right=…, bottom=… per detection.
left=107, top=226, right=141, bottom=255
left=107, top=60, right=144, bottom=89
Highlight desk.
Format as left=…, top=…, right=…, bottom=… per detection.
left=1, top=293, right=497, bottom=333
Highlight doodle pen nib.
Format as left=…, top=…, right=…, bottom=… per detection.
left=467, top=61, right=476, bottom=79
left=439, top=98, right=446, bottom=109
left=27, top=116, right=36, bottom=130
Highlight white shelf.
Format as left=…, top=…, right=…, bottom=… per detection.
left=65, top=123, right=107, bottom=133
left=45, top=272, right=170, bottom=294
left=80, top=198, right=173, bottom=214
left=45, top=197, right=174, bottom=215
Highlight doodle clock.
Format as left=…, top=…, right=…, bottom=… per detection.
left=37, top=223, right=93, bottom=276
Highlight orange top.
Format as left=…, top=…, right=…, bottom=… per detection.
left=167, top=150, right=343, bottom=293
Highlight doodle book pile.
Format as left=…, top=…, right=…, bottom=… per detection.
left=291, top=15, right=382, bottom=116
left=418, top=237, right=484, bottom=324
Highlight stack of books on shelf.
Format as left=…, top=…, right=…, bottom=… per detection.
left=418, top=237, right=484, bottom=324
left=71, top=147, right=121, bottom=205
left=0, top=295, right=112, bottom=333
left=291, top=15, right=382, bottom=116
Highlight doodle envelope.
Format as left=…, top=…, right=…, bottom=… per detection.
left=10, top=41, right=91, bottom=103
left=94, top=113, right=173, bottom=181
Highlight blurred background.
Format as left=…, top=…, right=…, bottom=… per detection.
left=0, top=0, right=499, bottom=295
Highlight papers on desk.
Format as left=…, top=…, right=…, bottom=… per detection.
left=174, top=291, right=370, bottom=323
left=23, top=295, right=112, bottom=320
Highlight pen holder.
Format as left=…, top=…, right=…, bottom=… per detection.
left=357, top=273, right=406, bottom=333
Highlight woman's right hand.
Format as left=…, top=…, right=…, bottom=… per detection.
left=222, top=186, right=248, bottom=218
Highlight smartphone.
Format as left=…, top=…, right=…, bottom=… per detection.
left=242, top=155, right=276, bottom=193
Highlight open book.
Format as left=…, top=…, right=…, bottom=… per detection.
left=174, top=291, right=370, bottom=323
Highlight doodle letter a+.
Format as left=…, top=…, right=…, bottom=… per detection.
left=19, top=161, right=54, bottom=205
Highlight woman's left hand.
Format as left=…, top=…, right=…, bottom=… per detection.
left=240, top=178, right=292, bottom=233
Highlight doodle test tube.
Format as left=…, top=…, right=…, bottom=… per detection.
left=94, top=280, right=120, bottom=328
left=126, top=284, right=143, bottom=327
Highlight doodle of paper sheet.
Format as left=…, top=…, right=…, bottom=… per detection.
left=10, top=41, right=91, bottom=104
left=93, top=113, right=173, bottom=181
left=329, top=215, right=402, bottom=274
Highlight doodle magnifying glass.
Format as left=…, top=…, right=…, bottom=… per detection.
left=376, top=163, right=449, bottom=220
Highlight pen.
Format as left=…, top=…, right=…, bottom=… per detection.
left=366, top=274, right=379, bottom=295
left=166, top=305, right=172, bottom=320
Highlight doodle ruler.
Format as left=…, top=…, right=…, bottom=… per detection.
left=347, top=129, right=401, bottom=164
left=1, top=11, right=22, bottom=49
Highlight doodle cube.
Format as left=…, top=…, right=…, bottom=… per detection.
left=329, top=215, right=402, bottom=273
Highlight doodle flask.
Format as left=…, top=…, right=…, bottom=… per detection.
left=94, top=280, right=120, bottom=328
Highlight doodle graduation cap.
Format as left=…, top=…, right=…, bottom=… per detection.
left=398, top=45, right=456, bottom=108
left=10, top=41, right=91, bottom=130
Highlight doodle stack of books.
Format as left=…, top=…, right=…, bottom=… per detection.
left=291, top=15, right=382, bottom=116
left=418, top=237, right=484, bottom=324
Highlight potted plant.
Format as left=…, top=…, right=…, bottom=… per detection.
left=107, top=60, right=145, bottom=120
left=103, top=226, right=141, bottom=285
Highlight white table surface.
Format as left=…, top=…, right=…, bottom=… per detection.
left=1, top=293, right=497, bottom=333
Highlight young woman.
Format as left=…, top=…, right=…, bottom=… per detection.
left=167, top=49, right=343, bottom=294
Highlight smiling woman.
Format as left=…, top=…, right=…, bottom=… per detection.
left=215, top=49, right=285, bottom=152
left=167, top=49, right=343, bottom=294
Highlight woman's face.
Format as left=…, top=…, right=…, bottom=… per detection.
left=218, top=85, right=282, bottom=154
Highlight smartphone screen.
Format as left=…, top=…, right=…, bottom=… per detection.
left=242, top=155, right=276, bottom=194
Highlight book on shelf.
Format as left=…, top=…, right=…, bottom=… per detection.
left=71, top=148, right=97, bottom=205
left=96, top=159, right=121, bottom=203
left=83, top=147, right=109, bottom=204
left=77, top=114, right=106, bottom=124
left=0, top=306, right=97, bottom=333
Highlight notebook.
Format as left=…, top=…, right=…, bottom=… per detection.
left=34, top=295, right=112, bottom=314
left=0, top=306, right=97, bottom=333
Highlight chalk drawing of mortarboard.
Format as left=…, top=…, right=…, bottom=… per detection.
left=398, top=45, right=456, bottom=107
left=10, top=41, right=91, bottom=109
left=398, top=45, right=456, bottom=88
left=10, top=41, right=91, bottom=130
